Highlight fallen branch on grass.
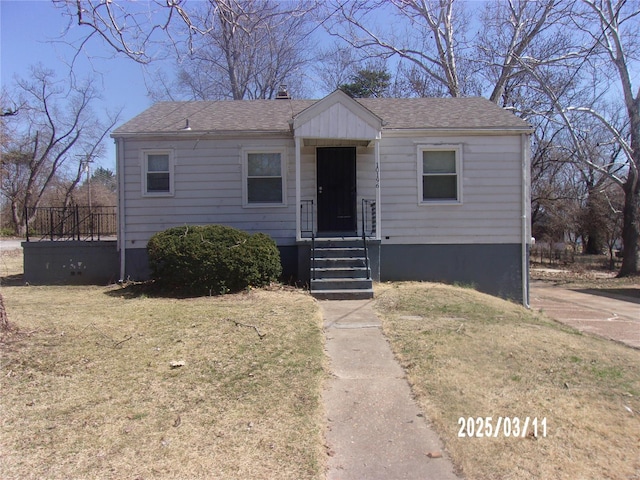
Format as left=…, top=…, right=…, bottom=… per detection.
left=79, top=323, right=133, bottom=349
left=226, top=319, right=266, bottom=340
left=455, top=323, right=471, bottom=337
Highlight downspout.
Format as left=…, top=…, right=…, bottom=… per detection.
left=295, top=135, right=302, bottom=241
left=116, top=137, right=126, bottom=282
left=521, top=133, right=531, bottom=308
left=374, top=136, right=382, bottom=282
left=374, top=137, right=381, bottom=241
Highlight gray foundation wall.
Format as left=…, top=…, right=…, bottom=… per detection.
left=380, top=243, right=525, bottom=302
left=123, top=242, right=526, bottom=302
left=23, top=241, right=119, bottom=285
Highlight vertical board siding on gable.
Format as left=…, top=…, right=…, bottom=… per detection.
left=122, top=136, right=297, bottom=247
left=295, top=102, right=379, bottom=140
left=379, top=134, right=523, bottom=244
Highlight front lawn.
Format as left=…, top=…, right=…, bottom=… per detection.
left=0, top=251, right=325, bottom=479
left=3, top=249, right=639, bottom=480
left=375, top=282, right=640, bottom=480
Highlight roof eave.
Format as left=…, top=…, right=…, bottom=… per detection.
left=110, top=129, right=293, bottom=139
left=382, top=126, right=533, bottom=136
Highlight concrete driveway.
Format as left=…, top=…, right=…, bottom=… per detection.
left=0, top=239, right=23, bottom=251
left=530, top=280, right=640, bottom=349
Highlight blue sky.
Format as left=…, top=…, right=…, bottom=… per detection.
left=1, top=0, right=157, bottom=170
left=1, top=0, right=342, bottom=170
left=3, top=1, right=636, bottom=172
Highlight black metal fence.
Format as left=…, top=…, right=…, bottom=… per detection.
left=25, top=206, right=117, bottom=241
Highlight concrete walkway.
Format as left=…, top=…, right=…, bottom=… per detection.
left=530, top=280, right=640, bottom=349
left=320, top=299, right=460, bottom=480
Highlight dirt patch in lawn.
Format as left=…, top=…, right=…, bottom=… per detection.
left=0, top=252, right=325, bottom=479
left=375, top=282, right=640, bottom=480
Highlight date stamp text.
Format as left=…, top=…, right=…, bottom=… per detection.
left=457, top=416, right=547, bottom=438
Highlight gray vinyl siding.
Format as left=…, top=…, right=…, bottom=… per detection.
left=120, top=132, right=524, bottom=249
left=120, top=135, right=298, bottom=248
left=378, top=134, right=523, bottom=244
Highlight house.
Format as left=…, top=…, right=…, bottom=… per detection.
left=112, top=90, right=532, bottom=303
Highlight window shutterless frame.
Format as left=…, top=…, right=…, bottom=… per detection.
left=142, top=149, right=175, bottom=196
left=242, top=148, right=287, bottom=207
left=417, top=145, right=463, bottom=205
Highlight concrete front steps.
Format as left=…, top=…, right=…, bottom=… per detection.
left=310, top=239, right=374, bottom=300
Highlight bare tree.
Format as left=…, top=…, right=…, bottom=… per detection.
left=0, top=293, right=11, bottom=333
left=600, top=182, right=624, bottom=269
left=475, top=0, right=577, bottom=106
left=531, top=129, right=584, bottom=246
left=521, top=0, right=639, bottom=275
left=0, top=65, right=119, bottom=234
left=323, top=0, right=475, bottom=97
left=530, top=119, right=575, bottom=231
left=174, top=0, right=315, bottom=100
left=56, top=0, right=319, bottom=100
left=54, top=0, right=206, bottom=64
left=314, top=43, right=360, bottom=94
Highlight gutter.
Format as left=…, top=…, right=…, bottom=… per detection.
left=382, top=127, right=534, bottom=137
left=110, top=129, right=293, bottom=139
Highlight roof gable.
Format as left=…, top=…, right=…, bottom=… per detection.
left=292, top=90, right=382, bottom=140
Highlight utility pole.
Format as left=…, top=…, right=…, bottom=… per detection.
left=83, top=157, right=93, bottom=211
left=76, top=154, right=94, bottom=211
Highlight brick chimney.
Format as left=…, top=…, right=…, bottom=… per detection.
left=275, top=85, right=290, bottom=99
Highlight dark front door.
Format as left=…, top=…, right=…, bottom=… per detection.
left=317, top=147, right=357, bottom=234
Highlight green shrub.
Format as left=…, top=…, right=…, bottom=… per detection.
left=147, top=225, right=282, bottom=295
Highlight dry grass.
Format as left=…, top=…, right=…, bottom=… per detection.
left=0, top=251, right=325, bottom=480
left=4, top=247, right=639, bottom=480
left=375, top=282, right=640, bottom=480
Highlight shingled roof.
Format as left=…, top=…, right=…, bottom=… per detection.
left=112, top=96, right=530, bottom=136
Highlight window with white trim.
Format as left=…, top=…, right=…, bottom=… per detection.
left=418, top=146, right=462, bottom=203
left=143, top=150, right=174, bottom=196
left=243, top=150, right=286, bottom=206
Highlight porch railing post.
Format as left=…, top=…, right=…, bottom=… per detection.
left=300, top=199, right=315, bottom=237
left=311, top=232, right=316, bottom=281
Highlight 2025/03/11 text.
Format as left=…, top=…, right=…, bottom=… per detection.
left=458, top=417, right=547, bottom=438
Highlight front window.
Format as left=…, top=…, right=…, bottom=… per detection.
left=243, top=150, right=286, bottom=206
left=418, top=146, right=462, bottom=203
